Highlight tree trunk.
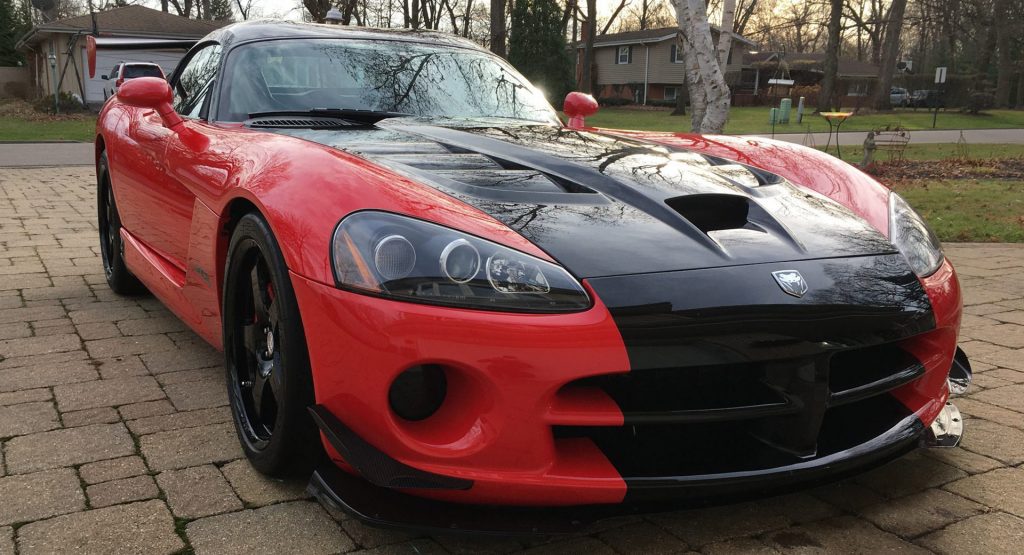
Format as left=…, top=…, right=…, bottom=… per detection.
left=974, top=3, right=997, bottom=85
left=994, top=0, right=1012, bottom=107
left=818, top=0, right=843, bottom=112
left=1015, top=71, right=1023, bottom=109
left=871, top=0, right=906, bottom=111
left=161, top=0, right=168, bottom=12
left=715, top=0, right=735, bottom=69
left=673, top=0, right=714, bottom=132
left=671, top=3, right=701, bottom=127
left=582, top=0, right=596, bottom=93
left=490, top=0, right=506, bottom=56
left=683, top=0, right=729, bottom=133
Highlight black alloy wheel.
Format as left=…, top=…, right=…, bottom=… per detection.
left=224, top=213, right=321, bottom=476
left=97, top=151, right=144, bottom=295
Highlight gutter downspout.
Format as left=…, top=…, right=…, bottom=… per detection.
left=643, top=44, right=649, bottom=105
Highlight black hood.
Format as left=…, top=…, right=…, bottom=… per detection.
left=276, top=120, right=896, bottom=279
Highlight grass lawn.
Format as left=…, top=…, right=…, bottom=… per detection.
left=0, top=117, right=95, bottom=142
left=894, top=179, right=1024, bottom=243
left=585, top=106, right=1024, bottom=135
left=0, top=98, right=96, bottom=142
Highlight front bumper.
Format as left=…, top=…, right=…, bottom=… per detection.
left=290, top=254, right=964, bottom=512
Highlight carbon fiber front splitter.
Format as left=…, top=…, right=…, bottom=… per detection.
left=305, top=410, right=928, bottom=536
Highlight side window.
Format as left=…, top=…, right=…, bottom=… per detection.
left=180, top=81, right=213, bottom=119
left=173, top=44, right=222, bottom=118
left=110, top=64, right=121, bottom=79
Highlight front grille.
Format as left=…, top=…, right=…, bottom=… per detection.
left=554, top=339, right=924, bottom=485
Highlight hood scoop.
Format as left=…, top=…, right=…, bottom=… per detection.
left=667, top=194, right=749, bottom=233
left=351, top=142, right=601, bottom=202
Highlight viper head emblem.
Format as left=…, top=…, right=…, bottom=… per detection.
left=772, top=270, right=808, bottom=298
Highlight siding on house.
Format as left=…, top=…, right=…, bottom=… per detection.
left=593, top=39, right=748, bottom=86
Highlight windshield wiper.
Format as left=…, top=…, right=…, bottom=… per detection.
left=246, top=108, right=411, bottom=124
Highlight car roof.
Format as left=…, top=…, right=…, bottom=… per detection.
left=203, top=20, right=487, bottom=52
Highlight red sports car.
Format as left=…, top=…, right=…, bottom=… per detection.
left=94, top=21, right=971, bottom=533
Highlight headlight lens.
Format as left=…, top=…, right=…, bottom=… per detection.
left=888, top=191, right=943, bottom=277
left=332, top=211, right=591, bottom=312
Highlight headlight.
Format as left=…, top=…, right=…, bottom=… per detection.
left=331, top=211, right=591, bottom=313
left=888, top=191, right=943, bottom=277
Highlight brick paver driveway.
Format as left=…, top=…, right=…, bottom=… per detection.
left=1, top=166, right=1023, bottom=554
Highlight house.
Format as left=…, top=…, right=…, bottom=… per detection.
left=738, top=52, right=881, bottom=108
left=16, top=6, right=225, bottom=106
left=575, top=27, right=757, bottom=104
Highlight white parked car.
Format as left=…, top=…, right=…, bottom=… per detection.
left=102, top=62, right=166, bottom=100
left=889, top=87, right=910, bottom=107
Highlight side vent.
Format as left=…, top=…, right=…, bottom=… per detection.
left=666, top=194, right=749, bottom=233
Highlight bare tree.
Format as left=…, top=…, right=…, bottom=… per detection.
left=581, top=0, right=596, bottom=92
left=301, top=0, right=329, bottom=21
left=489, top=0, right=505, bottom=56
left=818, top=0, right=843, bottom=111
left=872, top=0, right=906, bottom=110
left=233, top=0, right=253, bottom=19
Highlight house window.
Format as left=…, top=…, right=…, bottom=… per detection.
left=848, top=81, right=869, bottom=96
left=617, top=46, right=632, bottom=64
left=670, top=44, right=684, bottom=64
left=664, top=86, right=679, bottom=100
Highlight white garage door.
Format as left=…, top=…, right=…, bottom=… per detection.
left=80, top=48, right=188, bottom=104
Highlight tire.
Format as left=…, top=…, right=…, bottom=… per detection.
left=97, top=151, right=146, bottom=295
left=223, top=212, right=322, bottom=477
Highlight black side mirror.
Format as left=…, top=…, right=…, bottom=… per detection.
left=101, top=75, right=108, bottom=80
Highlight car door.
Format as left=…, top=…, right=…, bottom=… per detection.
left=113, top=43, right=222, bottom=269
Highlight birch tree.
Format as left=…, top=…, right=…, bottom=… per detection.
left=715, top=0, right=735, bottom=69
left=672, top=0, right=731, bottom=133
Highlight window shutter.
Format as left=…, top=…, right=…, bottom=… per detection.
left=628, top=46, right=633, bottom=63
left=670, top=44, right=676, bottom=63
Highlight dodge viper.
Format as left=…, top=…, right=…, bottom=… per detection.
left=92, top=21, right=972, bottom=533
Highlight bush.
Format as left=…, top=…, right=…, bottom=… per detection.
left=962, top=92, right=994, bottom=114
left=597, top=97, right=632, bottom=106
left=32, top=91, right=88, bottom=114
left=647, top=99, right=678, bottom=108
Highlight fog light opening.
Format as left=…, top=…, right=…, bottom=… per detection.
left=389, top=365, right=447, bottom=421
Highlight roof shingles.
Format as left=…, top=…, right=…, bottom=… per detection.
left=36, top=5, right=224, bottom=38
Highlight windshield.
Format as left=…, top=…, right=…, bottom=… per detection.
left=124, top=65, right=163, bottom=79
left=218, top=38, right=559, bottom=124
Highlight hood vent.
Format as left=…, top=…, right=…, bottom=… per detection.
left=666, top=194, right=750, bottom=234
left=703, top=154, right=784, bottom=186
